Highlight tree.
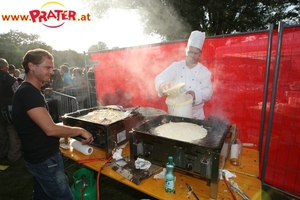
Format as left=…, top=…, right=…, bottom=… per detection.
left=0, top=30, right=52, bottom=67
left=82, top=0, right=300, bottom=40
left=88, top=41, right=109, bottom=52
left=0, top=30, right=85, bottom=70
left=52, top=50, right=85, bottom=68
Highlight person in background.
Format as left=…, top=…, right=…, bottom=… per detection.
left=72, top=67, right=88, bottom=88
left=69, top=67, right=75, bottom=78
left=60, top=64, right=73, bottom=94
left=41, top=69, right=64, bottom=99
left=72, top=67, right=88, bottom=108
left=51, top=68, right=64, bottom=91
left=18, top=68, right=26, bottom=80
left=13, top=68, right=24, bottom=84
left=87, top=68, right=95, bottom=88
left=87, top=68, right=98, bottom=107
left=0, top=58, right=22, bottom=161
left=155, top=31, right=213, bottom=119
left=43, top=68, right=64, bottom=93
left=12, top=49, right=94, bottom=200
left=13, top=68, right=20, bottom=78
left=8, top=64, right=15, bottom=76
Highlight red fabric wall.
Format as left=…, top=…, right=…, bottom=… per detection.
left=90, top=26, right=300, bottom=197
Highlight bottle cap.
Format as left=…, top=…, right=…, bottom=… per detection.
left=168, top=156, right=173, bottom=162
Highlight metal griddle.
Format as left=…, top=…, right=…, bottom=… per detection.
left=132, top=115, right=229, bottom=149
left=62, top=106, right=142, bottom=159
left=130, top=115, right=230, bottom=199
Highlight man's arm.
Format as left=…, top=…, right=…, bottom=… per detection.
left=27, top=107, right=93, bottom=144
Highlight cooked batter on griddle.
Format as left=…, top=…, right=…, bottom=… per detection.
left=152, top=122, right=207, bottom=142
left=77, top=109, right=126, bottom=124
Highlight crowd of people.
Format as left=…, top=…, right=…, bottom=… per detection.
left=42, top=63, right=95, bottom=109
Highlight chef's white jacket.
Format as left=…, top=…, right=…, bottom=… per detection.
left=155, top=60, right=213, bottom=119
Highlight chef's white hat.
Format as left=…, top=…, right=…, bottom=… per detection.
left=187, top=31, right=205, bottom=50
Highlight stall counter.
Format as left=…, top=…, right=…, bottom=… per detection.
left=60, top=140, right=262, bottom=200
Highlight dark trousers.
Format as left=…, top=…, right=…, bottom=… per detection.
left=0, top=114, right=22, bottom=161
left=24, top=150, right=75, bottom=200
left=0, top=114, right=9, bottom=158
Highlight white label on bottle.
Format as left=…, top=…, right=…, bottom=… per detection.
left=230, top=144, right=240, bottom=159
left=165, top=180, right=174, bottom=189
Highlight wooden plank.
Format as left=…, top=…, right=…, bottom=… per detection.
left=224, top=147, right=260, bottom=178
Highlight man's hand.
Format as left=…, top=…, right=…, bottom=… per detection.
left=80, top=128, right=94, bottom=145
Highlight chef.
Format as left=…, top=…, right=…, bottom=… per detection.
left=155, top=30, right=213, bottom=119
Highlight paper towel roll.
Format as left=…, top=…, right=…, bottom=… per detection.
left=71, top=140, right=93, bottom=155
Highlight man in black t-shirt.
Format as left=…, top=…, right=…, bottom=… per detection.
left=0, top=58, right=22, bottom=161
left=12, top=49, right=93, bottom=200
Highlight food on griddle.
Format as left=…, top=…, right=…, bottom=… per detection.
left=76, top=109, right=127, bottom=124
left=136, top=107, right=167, bottom=118
left=152, top=122, right=207, bottom=142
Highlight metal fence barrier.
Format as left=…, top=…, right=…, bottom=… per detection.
left=51, top=91, right=79, bottom=122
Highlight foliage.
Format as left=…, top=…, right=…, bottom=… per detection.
left=82, top=0, right=300, bottom=41
left=0, top=30, right=85, bottom=70
left=52, top=50, right=85, bottom=68
left=0, top=30, right=52, bottom=67
left=88, top=41, right=109, bottom=52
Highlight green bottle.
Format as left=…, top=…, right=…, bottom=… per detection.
left=165, top=156, right=175, bottom=193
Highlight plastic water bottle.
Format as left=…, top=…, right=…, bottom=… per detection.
left=165, top=156, right=175, bottom=193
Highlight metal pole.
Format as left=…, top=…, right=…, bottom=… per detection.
left=84, top=51, right=92, bottom=108
left=258, top=24, right=273, bottom=157
left=261, top=21, right=285, bottom=184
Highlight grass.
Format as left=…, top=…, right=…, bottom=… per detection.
left=0, top=156, right=155, bottom=200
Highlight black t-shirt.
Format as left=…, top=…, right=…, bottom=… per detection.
left=12, top=82, right=59, bottom=163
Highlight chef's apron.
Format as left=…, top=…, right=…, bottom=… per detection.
left=192, top=103, right=205, bottom=120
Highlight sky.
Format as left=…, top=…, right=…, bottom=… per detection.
left=1, top=0, right=162, bottom=53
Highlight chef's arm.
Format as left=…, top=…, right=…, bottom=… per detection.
left=194, top=76, right=213, bottom=105
left=157, top=82, right=170, bottom=96
left=155, top=65, right=174, bottom=97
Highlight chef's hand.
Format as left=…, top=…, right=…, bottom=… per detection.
left=158, top=82, right=170, bottom=96
left=186, top=90, right=195, bottom=100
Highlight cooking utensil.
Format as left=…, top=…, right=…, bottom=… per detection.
left=229, top=179, right=251, bottom=200
left=123, top=106, right=140, bottom=117
left=186, top=183, right=200, bottom=200
left=77, top=157, right=106, bottom=164
left=99, top=118, right=108, bottom=124
left=222, top=172, right=238, bottom=200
